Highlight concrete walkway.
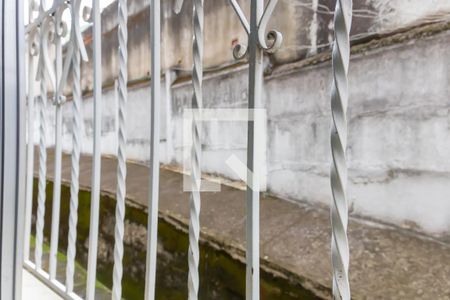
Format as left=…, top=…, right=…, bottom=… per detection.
left=22, top=269, right=62, bottom=300
left=39, top=148, right=450, bottom=299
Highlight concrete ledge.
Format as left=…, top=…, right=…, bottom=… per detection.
left=22, top=269, right=62, bottom=300
left=38, top=148, right=450, bottom=299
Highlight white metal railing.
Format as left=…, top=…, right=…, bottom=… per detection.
left=23, top=1, right=353, bottom=300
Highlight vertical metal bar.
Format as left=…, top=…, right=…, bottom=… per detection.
left=164, top=71, right=175, bottom=162
left=15, top=1, right=27, bottom=297
left=114, top=79, right=119, bottom=148
left=49, top=12, right=64, bottom=281
left=86, top=0, right=102, bottom=298
left=330, top=0, right=352, bottom=299
left=144, top=0, right=161, bottom=299
left=24, top=4, right=38, bottom=261
left=188, top=0, right=203, bottom=299
left=0, top=0, right=26, bottom=297
left=112, top=0, right=128, bottom=298
left=227, top=2, right=280, bottom=297
left=246, top=0, right=263, bottom=299
left=66, top=1, right=83, bottom=293
left=35, top=30, right=48, bottom=271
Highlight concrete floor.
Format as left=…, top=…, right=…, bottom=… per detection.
left=22, top=269, right=62, bottom=300
left=38, top=148, right=450, bottom=299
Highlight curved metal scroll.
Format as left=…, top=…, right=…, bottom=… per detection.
left=257, top=0, right=282, bottom=53
left=36, top=15, right=56, bottom=92
left=227, top=0, right=282, bottom=59
left=55, top=0, right=89, bottom=104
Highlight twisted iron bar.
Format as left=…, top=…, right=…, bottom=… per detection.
left=66, top=47, right=81, bottom=295
left=34, top=13, right=55, bottom=270
left=86, top=1, right=103, bottom=297
left=24, top=28, right=39, bottom=262
left=35, top=69, right=48, bottom=271
left=330, top=0, right=352, bottom=299
left=112, top=0, right=128, bottom=298
left=49, top=2, right=69, bottom=280
left=188, top=0, right=204, bottom=299
left=66, top=0, right=87, bottom=292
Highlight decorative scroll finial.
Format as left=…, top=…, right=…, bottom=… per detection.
left=36, top=15, right=56, bottom=91
left=54, top=3, right=69, bottom=38
left=228, top=0, right=283, bottom=60
left=330, top=0, right=352, bottom=299
left=53, top=3, right=69, bottom=107
left=53, top=0, right=91, bottom=107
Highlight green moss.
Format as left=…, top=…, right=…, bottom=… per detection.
left=28, top=235, right=110, bottom=292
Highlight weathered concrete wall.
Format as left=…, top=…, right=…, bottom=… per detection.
left=265, top=30, right=450, bottom=236
left=38, top=1, right=450, bottom=240
left=72, top=0, right=450, bottom=93
left=41, top=27, right=450, bottom=240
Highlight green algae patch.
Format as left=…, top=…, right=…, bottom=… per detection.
left=31, top=178, right=321, bottom=300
